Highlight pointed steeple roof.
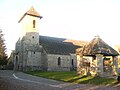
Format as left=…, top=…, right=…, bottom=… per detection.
left=82, top=36, right=119, bottom=56
left=26, top=6, right=41, bottom=17
left=18, top=6, right=42, bottom=23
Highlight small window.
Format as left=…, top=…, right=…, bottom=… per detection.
left=58, top=57, right=61, bottom=66
left=33, top=20, right=36, bottom=28
left=16, top=56, right=18, bottom=61
left=34, top=52, right=35, bottom=54
left=32, top=36, right=34, bottom=39
left=72, top=59, right=74, bottom=66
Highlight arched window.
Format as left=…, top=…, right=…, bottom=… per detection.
left=72, top=59, right=74, bottom=66
left=58, top=57, right=61, bottom=66
left=34, top=52, right=35, bottom=54
left=33, top=20, right=36, bottom=28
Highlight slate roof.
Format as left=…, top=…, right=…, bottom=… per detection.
left=82, top=36, right=119, bottom=56
left=39, top=36, right=87, bottom=55
left=19, top=6, right=42, bottom=23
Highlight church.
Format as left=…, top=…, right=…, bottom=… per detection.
left=15, top=6, right=87, bottom=71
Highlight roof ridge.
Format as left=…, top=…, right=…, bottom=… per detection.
left=26, top=6, right=41, bottom=17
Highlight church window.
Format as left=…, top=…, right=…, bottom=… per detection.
left=33, top=20, right=36, bottom=28
left=34, top=52, right=35, bottom=54
left=72, top=59, right=74, bottom=66
left=58, top=57, right=61, bottom=66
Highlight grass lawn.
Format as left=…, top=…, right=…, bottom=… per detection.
left=25, top=71, right=118, bottom=85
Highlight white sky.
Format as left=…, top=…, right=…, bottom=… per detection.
left=0, top=0, right=120, bottom=56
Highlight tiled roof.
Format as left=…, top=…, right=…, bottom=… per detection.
left=19, top=6, right=42, bottom=23
left=82, top=36, right=119, bottom=56
left=39, top=36, right=87, bottom=55
left=26, top=6, right=42, bottom=17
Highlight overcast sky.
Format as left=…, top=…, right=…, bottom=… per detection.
left=0, top=0, right=120, bottom=55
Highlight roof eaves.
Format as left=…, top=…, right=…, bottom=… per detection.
left=18, top=13, right=26, bottom=23
left=18, top=13, right=43, bottom=23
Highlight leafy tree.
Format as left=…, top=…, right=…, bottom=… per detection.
left=0, top=29, right=7, bottom=66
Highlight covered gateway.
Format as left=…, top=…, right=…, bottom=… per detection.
left=77, top=36, right=119, bottom=77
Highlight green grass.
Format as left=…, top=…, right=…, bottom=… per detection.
left=25, top=71, right=117, bottom=85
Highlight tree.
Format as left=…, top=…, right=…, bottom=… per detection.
left=0, top=29, right=8, bottom=66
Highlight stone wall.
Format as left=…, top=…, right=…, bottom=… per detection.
left=23, top=32, right=39, bottom=45
left=27, top=51, right=41, bottom=66
left=70, top=54, right=77, bottom=71
left=47, top=54, right=77, bottom=71
left=24, top=51, right=48, bottom=71
left=41, top=51, right=48, bottom=71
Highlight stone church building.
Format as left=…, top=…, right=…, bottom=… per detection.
left=15, top=7, right=87, bottom=71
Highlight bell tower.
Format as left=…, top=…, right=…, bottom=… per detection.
left=18, top=6, right=42, bottom=44
left=16, top=6, right=46, bottom=71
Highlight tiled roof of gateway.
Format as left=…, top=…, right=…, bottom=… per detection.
left=82, top=36, right=119, bottom=56
left=39, top=36, right=88, bottom=55
left=19, top=6, right=42, bottom=23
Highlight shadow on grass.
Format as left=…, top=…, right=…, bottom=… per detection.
left=77, top=76, right=117, bottom=85
left=67, top=75, right=117, bottom=85
left=25, top=71, right=117, bottom=85
left=110, top=81, right=120, bottom=87
left=67, top=75, right=88, bottom=82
